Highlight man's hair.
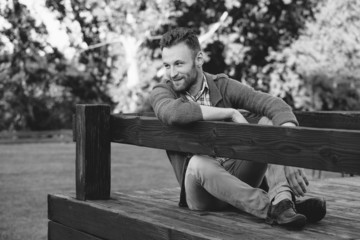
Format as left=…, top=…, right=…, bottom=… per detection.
left=160, top=28, right=201, bottom=54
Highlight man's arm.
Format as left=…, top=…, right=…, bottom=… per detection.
left=200, top=105, right=249, bottom=124
left=150, top=83, right=203, bottom=125
left=150, top=82, right=249, bottom=125
left=225, top=78, right=298, bottom=126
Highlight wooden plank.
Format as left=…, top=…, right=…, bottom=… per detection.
left=110, top=178, right=360, bottom=239
left=295, top=111, right=360, bottom=130
left=48, top=194, right=215, bottom=240
left=48, top=221, right=103, bottom=240
left=48, top=177, right=360, bottom=240
left=72, top=114, right=76, bottom=142
left=48, top=193, right=315, bottom=240
left=120, top=111, right=360, bottom=130
left=110, top=181, right=360, bottom=239
left=110, top=115, right=360, bottom=174
left=96, top=199, right=305, bottom=240
left=75, top=104, right=111, bottom=200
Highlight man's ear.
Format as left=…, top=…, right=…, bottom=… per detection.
left=195, top=51, right=204, bottom=68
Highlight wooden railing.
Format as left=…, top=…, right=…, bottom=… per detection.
left=73, top=104, right=360, bottom=201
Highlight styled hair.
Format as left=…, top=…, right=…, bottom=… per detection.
left=160, top=28, right=201, bottom=54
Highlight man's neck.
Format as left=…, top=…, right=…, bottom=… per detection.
left=187, top=72, right=204, bottom=97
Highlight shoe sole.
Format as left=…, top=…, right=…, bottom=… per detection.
left=296, top=198, right=326, bottom=223
left=278, top=215, right=307, bottom=229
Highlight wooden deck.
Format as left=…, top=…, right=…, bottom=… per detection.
left=48, top=177, right=360, bottom=240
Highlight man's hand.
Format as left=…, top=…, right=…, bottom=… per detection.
left=200, top=106, right=249, bottom=123
left=231, top=110, right=249, bottom=124
left=284, top=166, right=309, bottom=197
left=281, top=122, right=296, bottom=127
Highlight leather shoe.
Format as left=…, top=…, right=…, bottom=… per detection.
left=266, top=199, right=306, bottom=229
left=295, top=197, right=326, bottom=223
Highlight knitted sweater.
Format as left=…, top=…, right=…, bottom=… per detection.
left=150, top=72, right=298, bottom=126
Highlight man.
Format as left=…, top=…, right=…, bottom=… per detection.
left=150, top=28, right=326, bottom=229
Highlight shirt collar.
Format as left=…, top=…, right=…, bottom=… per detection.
left=186, top=74, right=208, bottom=100
left=203, top=72, right=223, bottom=106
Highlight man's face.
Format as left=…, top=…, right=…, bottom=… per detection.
left=162, top=42, right=199, bottom=92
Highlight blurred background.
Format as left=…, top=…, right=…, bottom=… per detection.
left=0, top=0, right=359, bottom=239
left=1, top=0, right=359, bottom=132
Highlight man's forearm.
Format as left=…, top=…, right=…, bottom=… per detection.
left=200, top=105, right=233, bottom=120
left=200, top=106, right=248, bottom=123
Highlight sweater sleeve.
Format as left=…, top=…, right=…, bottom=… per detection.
left=225, top=78, right=298, bottom=126
left=150, top=82, right=203, bottom=125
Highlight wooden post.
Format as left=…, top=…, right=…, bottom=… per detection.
left=75, top=104, right=110, bottom=200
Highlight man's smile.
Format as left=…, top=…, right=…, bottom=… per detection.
left=172, top=77, right=184, bottom=82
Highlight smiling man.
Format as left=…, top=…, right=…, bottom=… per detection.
left=150, top=28, right=326, bottom=229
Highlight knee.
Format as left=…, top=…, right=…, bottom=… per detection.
left=258, top=116, right=273, bottom=126
left=187, top=155, right=210, bottom=173
left=187, top=155, right=218, bottom=178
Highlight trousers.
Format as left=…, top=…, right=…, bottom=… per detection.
left=184, top=117, right=292, bottom=219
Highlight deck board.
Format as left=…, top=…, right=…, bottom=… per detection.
left=48, top=177, right=360, bottom=240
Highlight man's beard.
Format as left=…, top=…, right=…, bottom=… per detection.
left=172, top=65, right=198, bottom=93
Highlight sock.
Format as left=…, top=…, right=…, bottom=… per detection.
left=272, top=190, right=292, bottom=205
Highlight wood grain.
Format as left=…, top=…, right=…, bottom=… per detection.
left=48, top=221, right=103, bottom=240
left=48, top=177, right=360, bottom=240
left=294, top=111, right=360, bottom=130
left=75, top=104, right=111, bottom=200
left=48, top=195, right=213, bottom=240
left=119, top=111, right=360, bottom=130
left=110, top=115, right=360, bottom=174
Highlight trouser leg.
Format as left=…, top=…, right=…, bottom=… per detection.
left=223, top=159, right=267, bottom=189
left=185, top=155, right=270, bottom=218
left=256, top=117, right=293, bottom=201
left=184, top=116, right=293, bottom=219
left=266, top=164, right=292, bottom=201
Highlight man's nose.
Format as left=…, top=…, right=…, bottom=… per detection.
left=170, top=66, right=178, bottom=78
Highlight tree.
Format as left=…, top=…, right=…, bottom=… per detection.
left=259, top=0, right=360, bottom=110
left=46, top=0, right=174, bottom=113
left=47, top=0, right=317, bottom=113
left=0, top=0, right=112, bottom=131
left=0, top=0, right=321, bottom=131
left=166, top=0, right=317, bottom=90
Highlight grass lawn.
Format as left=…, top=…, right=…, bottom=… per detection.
left=0, top=142, right=178, bottom=240
left=0, top=142, right=344, bottom=240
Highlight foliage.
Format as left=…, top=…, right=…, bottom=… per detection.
left=259, top=0, right=360, bottom=110
left=46, top=0, right=174, bottom=113
left=138, top=0, right=318, bottom=111
left=4, top=0, right=356, bottom=131
left=166, top=0, right=317, bottom=88
left=0, top=0, right=112, bottom=131
left=47, top=0, right=318, bottom=113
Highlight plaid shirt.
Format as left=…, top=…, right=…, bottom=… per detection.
left=185, top=75, right=211, bottom=105
left=185, top=75, right=229, bottom=164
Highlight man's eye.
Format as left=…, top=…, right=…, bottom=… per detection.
left=164, top=65, right=170, bottom=69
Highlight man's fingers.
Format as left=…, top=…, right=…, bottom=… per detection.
left=295, top=173, right=307, bottom=196
left=290, top=175, right=301, bottom=197
left=296, top=177, right=307, bottom=196
left=290, top=172, right=307, bottom=197
left=294, top=182, right=304, bottom=197
left=289, top=182, right=299, bottom=197
left=285, top=167, right=310, bottom=198
left=298, top=169, right=309, bottom=186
